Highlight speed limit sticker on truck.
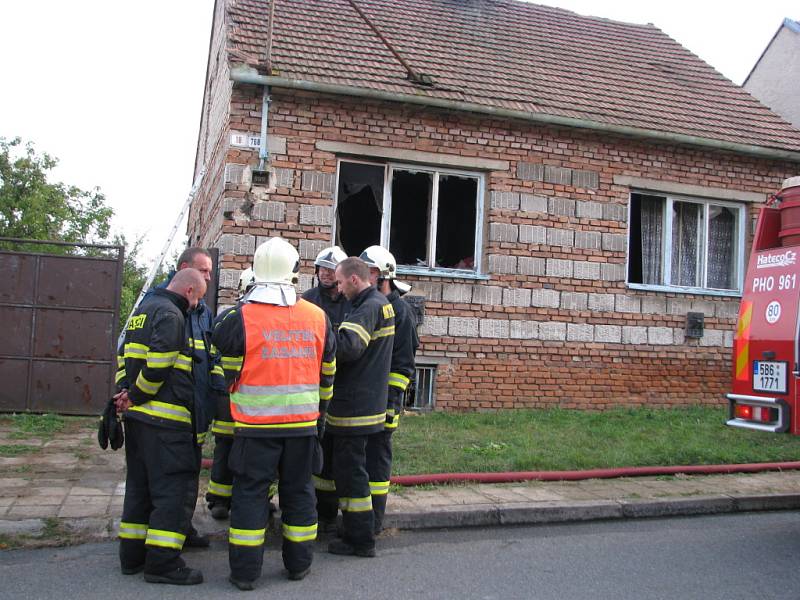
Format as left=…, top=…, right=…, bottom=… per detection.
left=753, top=361, right=788, bottom=394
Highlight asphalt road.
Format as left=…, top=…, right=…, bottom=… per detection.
left=2, top=512, right=800, bottom=599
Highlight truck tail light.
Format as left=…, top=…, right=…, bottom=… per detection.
left=727, top=394, right=789, bottom=433
left=735, top=405, right=753, bottom=420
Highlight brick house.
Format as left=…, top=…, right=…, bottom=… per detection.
left=188, top=0, right=800, bottom=411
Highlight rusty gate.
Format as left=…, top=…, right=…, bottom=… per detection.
left=0, top=238, right=123, bottom=415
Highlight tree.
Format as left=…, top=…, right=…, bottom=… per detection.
left=0, top=137, right=112, bottom=245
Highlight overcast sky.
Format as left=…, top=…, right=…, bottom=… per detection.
left=0, top=0, right=797, bottom=264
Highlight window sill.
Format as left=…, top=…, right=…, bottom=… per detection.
left=397, top=266, right=492, bottom=281
left=627, top=283, right=742, bottom=298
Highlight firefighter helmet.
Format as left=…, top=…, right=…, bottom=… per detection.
left=238, top=267, right=255, bottom=295
left=252, top=237, right=300, bottom=285
left=359, top=245, right=411, bottom=293
left=314, top=246, right=347, bottom=270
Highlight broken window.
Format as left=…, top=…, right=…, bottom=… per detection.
left=335, top=160, right=483, bottom=272
left=627, top=191, right=743, bottom=292
left=405, top=365, right=436, bottom=411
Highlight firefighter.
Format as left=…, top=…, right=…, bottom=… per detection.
left=326, top=257, right=394, bottom=558
left=302, top=245, right=350, bottom=532
left=359, top=245, right=419, bottom=534
left=211, top=238, right=336, bottom=591
left=205, top=267, right=256, bottom=520
left=141, top=247, right=225, bottom=547
left=302, top=245, right=350, bottom=330
left=114, top=268, right=207, bottom=585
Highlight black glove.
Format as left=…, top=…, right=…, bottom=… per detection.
left=316, top=417, right=326, bottom=441
left=98, top=398, right=124, bottom=451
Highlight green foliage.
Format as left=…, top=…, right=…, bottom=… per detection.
left=393, top=407, right=800, bottom=475
left=0, top=444, right=38, bottom=457
left=0, top=137, right=112, bottom=248
left=6, top=413, right=65, bottom=438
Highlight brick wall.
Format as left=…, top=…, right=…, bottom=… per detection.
left=188, top=83, right=800, bottom=409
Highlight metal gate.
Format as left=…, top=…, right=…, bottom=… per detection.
left=0, top=238, right=123, bottom=415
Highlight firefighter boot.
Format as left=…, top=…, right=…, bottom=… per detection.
left=144, top=567, right=204, bottom=586
left=328, top=540, right=376, bottom=558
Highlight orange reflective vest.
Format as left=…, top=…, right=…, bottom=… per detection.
left=230, top=300, right=327, bottom=435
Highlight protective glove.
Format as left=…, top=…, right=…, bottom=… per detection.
left=316, top=417, right=326, bottom=441
left=98, top=398, right=124, bottom=451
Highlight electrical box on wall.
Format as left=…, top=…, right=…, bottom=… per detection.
left=251, top=169, right=269, bottom=186
left=686, top=312, right=704, bottom=338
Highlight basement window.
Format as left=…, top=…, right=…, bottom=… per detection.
left=405, top=365, right=436, bottom=411
left=335, top=160, right=484, bottom=274
left=627, top=191, right=745, bottom=294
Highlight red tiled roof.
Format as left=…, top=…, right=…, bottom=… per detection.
left=227, top=0, right=800, bottom=153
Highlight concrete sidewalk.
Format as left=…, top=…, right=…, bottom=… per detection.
left=2, top=419, right=800, bottom=546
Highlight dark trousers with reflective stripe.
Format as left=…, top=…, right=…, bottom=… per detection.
left=120, top=419, right=196, bottom=575
left=206, top=434, right=234, bottom=508
left=331, top=434, right=375, bottom=550
left=182, top=436, right=203, bottom=538
left=228, top=435, right=318, bottom=582
left=315, top=433, right=338, bottom=522
left=366, top=429, right=393, bottom=534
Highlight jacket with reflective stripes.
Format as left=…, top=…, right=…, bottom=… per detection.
left=327, top=286, right=394, bottom=436
left=301, top=285, right=351, bottom=331
left=211, top=299, right=337, bottom=437
left=386, top=290, right=419, bottom=429
left=117, top=288, right=195, bottom=431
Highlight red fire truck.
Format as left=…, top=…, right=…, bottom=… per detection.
left=727, top=177, right=800, bottom=433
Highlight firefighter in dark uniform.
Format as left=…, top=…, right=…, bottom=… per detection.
left=302, top=246, right=351, bottom=532
left=205, top=267, right=255, bottom=520
left=114, top=268, right=207, bottom=586
left=359, top=245, right=419, bottom=534
left=326, top=256, right=394, bottom=557
left=141, top=247, right=225, bottom=547
left=212, top=238, right=337, bottom=591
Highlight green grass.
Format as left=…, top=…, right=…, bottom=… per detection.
left=392, top=407, right=800, bottom=475
left=0, top=444, right=39, bottom=457
left=2, top=413, right=66, bottom=440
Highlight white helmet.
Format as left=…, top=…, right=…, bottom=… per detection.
left=238, top=267, right=255, bottom=295
left=252, top=237, right=300, bottom=285
left=359, top=245, right=411, bottom=293
left=314, top=246, right=347, bottom=270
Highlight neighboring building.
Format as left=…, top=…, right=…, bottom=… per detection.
left=744, top=18, right=800, bottom=129
left=188, top=0, right=800, bottom=411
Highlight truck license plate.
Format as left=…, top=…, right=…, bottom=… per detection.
left=753, top=361, right=788, bottom=394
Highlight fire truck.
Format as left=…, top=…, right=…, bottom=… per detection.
left=727, top=177, right=800, bottom=433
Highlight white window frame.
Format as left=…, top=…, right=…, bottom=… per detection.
left=333, top=159, right=486, bottom=279
left=626, top=190, right=746, bottom=296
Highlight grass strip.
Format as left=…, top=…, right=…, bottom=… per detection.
left=392, top=407, right=800, bottom=475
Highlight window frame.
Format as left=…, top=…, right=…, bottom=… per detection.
left=626, top=189, right=746, bottom=297
left=332, top=158, right=487, bottom=278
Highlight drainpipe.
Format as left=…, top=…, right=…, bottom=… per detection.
left=258, top=87, right=271, bottom=172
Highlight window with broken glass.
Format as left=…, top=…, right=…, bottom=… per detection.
left=334, top=160, right=484, bottom=275
left=627, top=191, right=745, bottom=295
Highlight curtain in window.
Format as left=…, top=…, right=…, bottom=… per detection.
left=707, top=206, right=735, bottom=289
left=671, top=202, right=699, bottom=287
left=640, top=196, right=663, bottom=285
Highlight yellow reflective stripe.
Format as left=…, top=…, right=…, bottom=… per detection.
left=283, top=523, right=317, bottom=543
left=196, top=431, right=207, bottom=445
left=117, top=356, right=125, bottom=368
left=134, top=372, right=162, bottom=395
left=234, top=419, right=317, bottom=430
left=146, top=528, right=186, bottom=549
left=319, top=385, right=333, bottom=400
left=172, top=353, right=193, bottom=373
left=211, top=365, right=224, bottom=377
left=124, top=342, right=148, bottom=359
left=229, top=527, right=265, bottom=547
left=385, top=413, right=400, bottom=429
left=189, top=338, right=206, bottom=350
left=339, top=322, right=370, bottom=346
left=371, top=325, right=395, bottom=340
left=222, top=356, right=243, bottom=369
left=313, top=475, right=336, bottom=492
left=128, top=400, right=192, bottom=424
left=208, top=480, right=232, bottom=497
left=115, top=369, right=126, bottom=384
left=339, top=496, right=372, bottom=512
left=146, top=350, right=179, bottom=369
left=211, top=420, right=235, bottom=436
left=321, top=359, right=336, bottom=376
left=388, top=372, right=410, bottom=390
left=325, top=412, right=386, bottom=428
left=370, top=480, right=390, bottom=496
left=119, top=521, right=147, bottom=540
